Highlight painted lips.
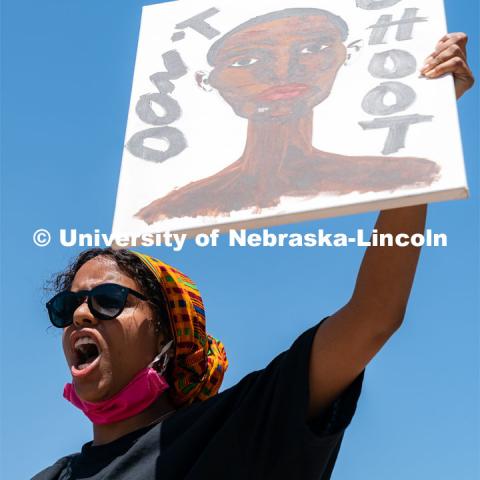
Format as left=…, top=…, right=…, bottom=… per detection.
left=258, top=83, right=310, bottom=101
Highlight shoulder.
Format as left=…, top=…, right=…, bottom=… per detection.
left=31, top=454, right=78, bottom=480
left=165, top=323, right=321, bottom=428
left=154, top=323, right=363, bottom=479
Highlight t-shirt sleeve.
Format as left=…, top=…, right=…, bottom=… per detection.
left=165, top=320, right=364, bottom=480
left=228, top=322, right=363, bottom=478
left=31, top=455, right=76, bottom=480
left=253, top=320, right=364, bottom=438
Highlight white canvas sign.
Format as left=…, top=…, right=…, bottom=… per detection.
left=113, top=0, right=467, bottom=237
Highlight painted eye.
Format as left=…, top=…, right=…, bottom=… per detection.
left=301, top=44, right=329, bottom=54
left=231, top=58, right=259, bottom=67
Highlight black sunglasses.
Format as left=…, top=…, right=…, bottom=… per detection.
left=46, top=283, right=147, bottom=328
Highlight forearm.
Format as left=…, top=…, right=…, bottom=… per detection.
left=308, top=32, right=473, bottom=415
left=348, top=204, right=427, bottom=331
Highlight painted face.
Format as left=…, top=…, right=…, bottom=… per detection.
left=62, top=257, right=158, bottom=403
left=208, top=15, right=347, bottom=121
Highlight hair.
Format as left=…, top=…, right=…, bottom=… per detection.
left=47, top=248, right=172, bottom=344
left=207, top=8, right=349, bottom=66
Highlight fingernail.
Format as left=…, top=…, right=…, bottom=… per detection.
left=424, top=70, right=435, bottom=77
left=421, top=63, right=431, bottom=73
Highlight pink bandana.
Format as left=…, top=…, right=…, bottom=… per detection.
left=63, top=368, right=169, bottom=425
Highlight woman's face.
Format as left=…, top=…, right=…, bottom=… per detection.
left=208, top=14, right=347, bottom=121
left=62, top=256, right=159, bottom=403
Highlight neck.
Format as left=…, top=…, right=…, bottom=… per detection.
left=92, top=394, right=174, bottom=446
left=240, top=112, right=314, bottom=175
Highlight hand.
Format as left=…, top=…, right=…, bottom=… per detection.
left=421, top=32, right=475, bottom=99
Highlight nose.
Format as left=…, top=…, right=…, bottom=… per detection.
left=258, top=51, right=306, bottom=83
left=271, top=54, right=290, bottom=81
left=72, top=299, right=99, bottom=328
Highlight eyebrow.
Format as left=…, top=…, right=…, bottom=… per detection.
left=297, top=32, right=336, bottom=41
left=227, top=37, right=276, bottom=47
left=238, top=29, right=268, bottom=36
left=229, top=32, right=336, bottom=48
left=215, top=32, right=339, bottom=63
left=216, top=47, right=270, bottom=63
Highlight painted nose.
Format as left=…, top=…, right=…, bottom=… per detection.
left=272, top=55, right=291, bottom=80
left=258, top=53, right=306, bottom=83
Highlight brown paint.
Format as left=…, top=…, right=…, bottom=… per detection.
left=136, top=13, right=439, bottom=223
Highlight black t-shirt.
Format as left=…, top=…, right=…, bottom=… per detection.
left=33, top=323, right=364, bottom=480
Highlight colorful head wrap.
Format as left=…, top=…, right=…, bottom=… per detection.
left=132, top=252, right=228, bottom=407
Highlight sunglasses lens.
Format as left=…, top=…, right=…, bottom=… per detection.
left=47, top=284, right=137, bottom=327
left=48, top=292, right=83, bottom=328
left=90, top=285, right=127, bottom=319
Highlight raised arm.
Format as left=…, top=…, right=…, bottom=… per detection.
left=308, top=33, right=475, bottom=416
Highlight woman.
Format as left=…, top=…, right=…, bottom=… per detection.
left=34, top=33, right=473, bottom=480
left=137, top=8, right=447, bottom=224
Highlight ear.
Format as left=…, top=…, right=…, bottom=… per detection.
left=344, top=39, right=364, bottom=66
left=195, top=71, right=213, bottom=92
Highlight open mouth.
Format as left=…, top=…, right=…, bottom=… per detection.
left=73, top=337, right=101, bottom=372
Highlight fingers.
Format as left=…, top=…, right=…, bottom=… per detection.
left=420, top=32, right=474, bottom=99
left=432, top=38, right=466, bottom=62
left=424, top=56, right=470, bottom=79
left=437, top=32, right=468, bottom=52
left=421, top=45, right=466, bottom=76
left=421, top=33, right=468, bottom=75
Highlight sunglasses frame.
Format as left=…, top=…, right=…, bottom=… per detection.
left=46, top=283, right=147, bottom=328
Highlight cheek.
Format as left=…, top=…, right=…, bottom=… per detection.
left=62, top=328, right=71, bottom=358
left=301, top=50, right=343, bottom=77
left=210, top=67, right=261, bottom=93
left=208, top=68, right=223, bottom=89
left=109, top=308, right=157, bottom=361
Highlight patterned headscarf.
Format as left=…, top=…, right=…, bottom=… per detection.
left=132, top=252, right=228, bottom=407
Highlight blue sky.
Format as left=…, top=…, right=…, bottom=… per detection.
left=1, top=1, right=478, bottom=479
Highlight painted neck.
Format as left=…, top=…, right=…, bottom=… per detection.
left=241, top=112, right=314, bottom=175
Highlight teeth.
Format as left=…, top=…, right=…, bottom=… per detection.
left=74, top=337, right=97, bottom=349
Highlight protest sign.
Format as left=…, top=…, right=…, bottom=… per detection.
left=113, top=0, right=467, bottom=237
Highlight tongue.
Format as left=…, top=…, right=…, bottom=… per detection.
left=85, top=352, right=98, bottom=363
left=77, top=353, right=99, bottom=370
left=77, top=345, right=99, bottom=368
left=77, top=363, right=92, bottom=371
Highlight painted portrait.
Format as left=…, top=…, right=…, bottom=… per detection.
left=113, top=0, right=467, bottom=236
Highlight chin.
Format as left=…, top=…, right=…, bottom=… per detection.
left=73, top=373, right=114, bottom=403
left=74, top=383, right=106, bottom=403
left=230, top=104, right=291, bottom=120
left=255, top=112, right=295, bottom=123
